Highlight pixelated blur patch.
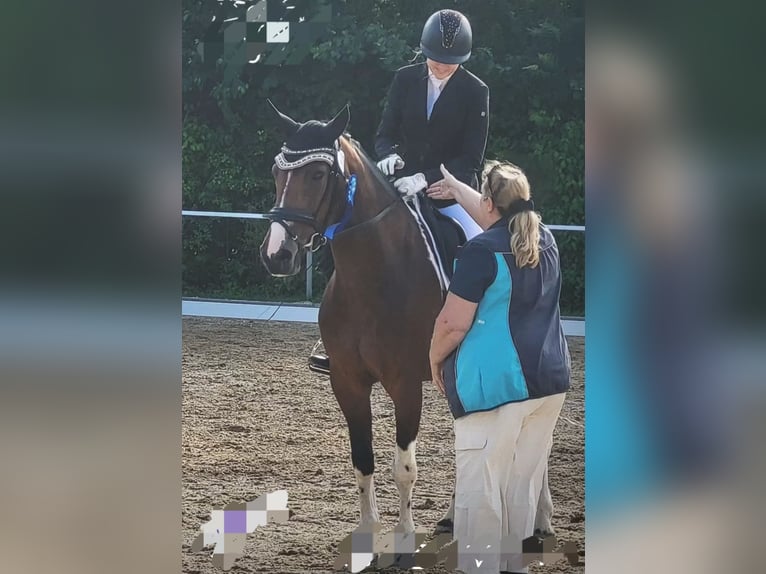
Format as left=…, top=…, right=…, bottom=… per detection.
left=334, top=526, right=454, bottom=573
left=333, top=527, right=581, bottom=573
left=246, top=0, right=267, bottom=22
left=196, top=0, right=332, bottom=67
left=246, top=22, right=267, bottom=41
left=190, top=489, right=290, bottom=571
left=266, top=21, right=289, bottom=43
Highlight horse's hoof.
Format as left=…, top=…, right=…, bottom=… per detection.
left=393, top=551, right=417, bottom=570
left=395, top=521, right=416, bottom=534
left=364, top=555, right=379, bottom=571
left=357, top=520, right=383, bottom=532
left=433, top=518, right=453, bottom=535
left=534, top=527, right=556, bottom=538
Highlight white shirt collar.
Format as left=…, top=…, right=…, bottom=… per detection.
left=428, top=68, right=457, bottom=89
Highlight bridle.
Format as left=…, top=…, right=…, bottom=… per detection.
left=265, top=141, right=349, bottom=253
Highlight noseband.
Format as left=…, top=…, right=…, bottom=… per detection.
left=266, top=143, right=348, bottom=252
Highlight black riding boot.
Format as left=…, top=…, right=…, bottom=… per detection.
left=308, top=338, right=330, bottom=375
left=308, top=246, right=334, bottom=375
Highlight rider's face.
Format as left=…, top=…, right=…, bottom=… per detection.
left=426, top=59, right=459, bottom=80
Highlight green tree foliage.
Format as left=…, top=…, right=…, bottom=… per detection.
left=183, top=0, right=584, bottom=313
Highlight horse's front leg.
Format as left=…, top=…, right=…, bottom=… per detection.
left=390, top=380, right=422, bottom=533
left=332, top=373, right=380, bottom=528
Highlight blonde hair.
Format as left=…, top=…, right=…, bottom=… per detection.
left=481, top=161, right=541, bottom=268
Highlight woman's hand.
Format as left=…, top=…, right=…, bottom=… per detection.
left=430, top=357, right=446, bottom=396
left=426, top=164, right=462, bottom=202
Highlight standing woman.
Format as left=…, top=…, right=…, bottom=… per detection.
left=429, top=162, right=570, bottom=574
left=375, top=8, right=489, bottom=239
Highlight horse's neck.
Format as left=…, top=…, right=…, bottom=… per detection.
left=330, top=169, right=422, bottom=280
left=347, top=174, right=393, bottom=228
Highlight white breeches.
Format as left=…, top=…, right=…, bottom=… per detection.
left=437, top=203, right=484, bottom=240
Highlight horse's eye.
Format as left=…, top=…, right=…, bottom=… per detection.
left=312, top=170, right=326, bottom=181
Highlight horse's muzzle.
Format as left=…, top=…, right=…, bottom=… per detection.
left=260, top=227, right=302, bottom=277
left=262, top=248, right=301, bottom=277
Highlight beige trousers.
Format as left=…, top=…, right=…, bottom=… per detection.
left=453, top=393, right=566, bottom=574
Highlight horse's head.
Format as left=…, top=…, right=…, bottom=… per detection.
left=260, top=101, right=351, bottom=277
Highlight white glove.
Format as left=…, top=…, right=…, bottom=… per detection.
left=376, top=154, right=405, bottom=176
left=394, top=173, right=427, bottom=197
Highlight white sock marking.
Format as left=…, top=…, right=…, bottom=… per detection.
left=393, top=440, right=417, bottom=531
left=354, top=468, right=379, bottom=526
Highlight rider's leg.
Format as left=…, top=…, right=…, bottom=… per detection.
left=436, top=203, right=484, bottom=240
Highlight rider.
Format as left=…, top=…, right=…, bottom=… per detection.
left=309, top=9, right=490, bottom=375
left=376, top=8, right=489, bottom=240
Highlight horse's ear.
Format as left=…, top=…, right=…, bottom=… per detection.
left=326, top=103, right=350, bottom=140
left=267, top=99, right=299, bottom=136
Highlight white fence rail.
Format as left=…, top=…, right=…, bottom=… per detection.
left=182, top=210, right=585, bottom=300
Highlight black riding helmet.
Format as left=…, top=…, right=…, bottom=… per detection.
left=419, top=9, right=472, bottom=65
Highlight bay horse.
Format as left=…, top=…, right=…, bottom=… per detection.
left=259, top=102, right=556, bottom=537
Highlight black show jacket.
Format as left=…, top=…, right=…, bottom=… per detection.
left=375, top=62, right=490, bottom=208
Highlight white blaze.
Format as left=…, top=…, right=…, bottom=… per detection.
left=266, top=171, right=292, bottom=258
left=265, top=222, right=287, bottom=257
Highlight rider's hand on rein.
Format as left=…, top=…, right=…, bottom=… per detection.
left=393, top=173, right=427, bottom=198
left=376, top=154, right=405, bottom=176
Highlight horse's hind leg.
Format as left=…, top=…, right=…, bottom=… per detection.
left=333, top=375, right=380, bottom=527
left=434, top=489, right=455, bottom=534
left=390, top=381, right=422, bottom=533
left=534, top=463, right=555, bottom=536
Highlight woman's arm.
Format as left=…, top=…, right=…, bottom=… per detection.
left=429, top=292, right=477, bottom=394
left=427, top=164, right=486, bottom=228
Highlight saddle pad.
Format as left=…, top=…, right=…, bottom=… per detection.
left=420, top=198, right=466, bottom=275
left=403, top=194, right=466, bottom=296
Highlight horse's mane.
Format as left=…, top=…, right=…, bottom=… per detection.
left=341, top=133, right=401, bottom=202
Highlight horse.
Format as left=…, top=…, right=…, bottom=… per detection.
left=258, top=102, right=556, bottom=537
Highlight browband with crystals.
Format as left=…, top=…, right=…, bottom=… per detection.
left=274, top=140, right=341, bottom=172
left=280, top=145, right=335, bottom=155
left=275, top=151, right=335, bottom=170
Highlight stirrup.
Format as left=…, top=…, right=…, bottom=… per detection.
left=308, top=354, right=331, bottom=375
left=309, top=339, right=331, bottom=375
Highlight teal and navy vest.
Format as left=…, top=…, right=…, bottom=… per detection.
left=443, top=219, right=570, bottom=419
